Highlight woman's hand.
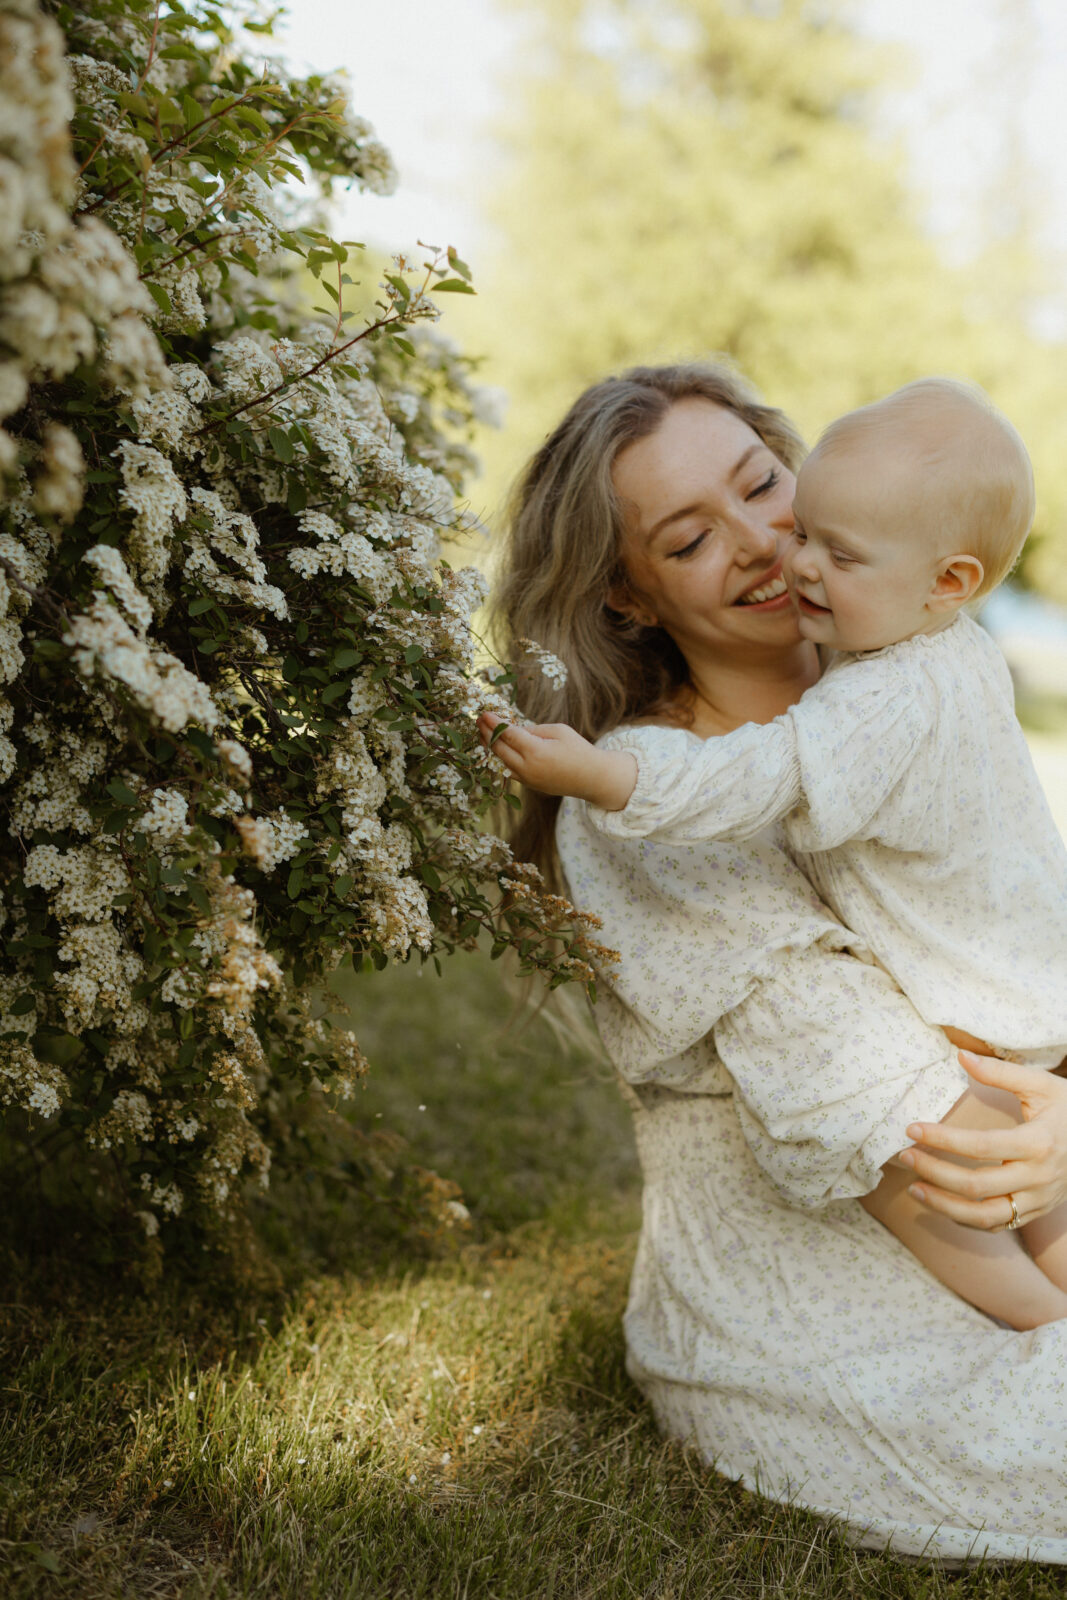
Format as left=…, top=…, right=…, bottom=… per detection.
left=477, top=712, right=638, bottom=809
left=900, top=1051, right=1067, bottom=1230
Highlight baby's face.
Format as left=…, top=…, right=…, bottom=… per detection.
left=786, top=444, right=947, bottom=653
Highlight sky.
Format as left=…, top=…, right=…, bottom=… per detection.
left=276, top=0, right=1067, bottom=314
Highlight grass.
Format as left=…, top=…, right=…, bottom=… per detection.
left=4, top=953, right=1067, bottom=1598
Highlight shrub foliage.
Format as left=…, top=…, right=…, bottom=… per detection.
left=0, top=0, right=609, bottom=1240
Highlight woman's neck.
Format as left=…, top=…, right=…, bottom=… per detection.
left=683, top=641, right=820, bottom=737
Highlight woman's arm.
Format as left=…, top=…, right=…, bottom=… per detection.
left=901, top=1051, right=1067, bottom=1230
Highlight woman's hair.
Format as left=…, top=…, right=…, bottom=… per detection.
left=491, top=360, right=805, bottom=883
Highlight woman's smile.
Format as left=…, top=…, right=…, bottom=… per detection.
left=734, top=562, right=792, bottom=609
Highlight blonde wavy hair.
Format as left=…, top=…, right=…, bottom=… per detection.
left=491, top=362, right=805, bottom=885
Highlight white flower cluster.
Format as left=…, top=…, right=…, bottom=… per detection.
left=24, top=842, right=126, bottom=921
left=65, top=595, right=221, bottom=733
left=136, top=787, right=190, bottom=843
left=0, top=9, right=165, bottom=491
left=517, top=637, right=569, bottom=690
left=0, top=1, right=537, bottom=1246
left=185, top=487, right=288, bottom=619
left=0, top=1040, right=69, bottom=1119
left=116, top=443, right=189, bottom=588
left=234, top=809, right=308, bottom=874
left=88, top=1087, right=153, bottom=1150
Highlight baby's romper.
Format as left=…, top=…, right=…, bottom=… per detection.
left=589, top=615, right=1067, bottom=1085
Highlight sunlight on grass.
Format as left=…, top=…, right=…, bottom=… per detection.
left=5, top=954, right=1067, bottom=1596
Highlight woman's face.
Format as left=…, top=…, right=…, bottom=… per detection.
left=611, top=398, right=802, bottom=659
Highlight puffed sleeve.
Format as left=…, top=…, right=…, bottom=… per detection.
left=587, top=657, right=934, bottom=853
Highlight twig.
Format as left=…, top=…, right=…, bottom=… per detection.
left=0, top=555, right=71, bottom=630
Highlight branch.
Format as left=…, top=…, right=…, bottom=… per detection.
left=0, top=555, right=71, bottom=630
left=76, top=85, right=266, bottom=216
left=191, top=309, right=402, bottom=436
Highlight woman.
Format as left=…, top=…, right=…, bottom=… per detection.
left=490, top=362, right=1067, bottom=1561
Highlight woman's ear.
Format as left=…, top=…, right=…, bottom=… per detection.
left=929, top=553, right=985, bottom=610
left=606, top=577, right=658, bottom=629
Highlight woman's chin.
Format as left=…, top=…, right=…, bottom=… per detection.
left=732, top=596, right=805, bottom=642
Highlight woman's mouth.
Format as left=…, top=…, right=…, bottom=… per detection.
left=735, top=572, right=790, bottom=608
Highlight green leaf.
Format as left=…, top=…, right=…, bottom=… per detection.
left=188, top=596, right=216, bottom=616
left=107, top=778, right=139, bottom=806
left=10, top=993, right=36, bottom=1016
left=333, top=648, right=361, bottom=669
left=287, top=867, right=304, bottom=900
left=403, top=644, right=424, bottom=664
left=143, top=281, right=173, bottom=314
left=430, top=278, right=476, bottom=294
left=321, top=681, right=348, bottom=705
left=268, top=426, right=294, bottom=463
left=186, top=728, right=215, bottom=761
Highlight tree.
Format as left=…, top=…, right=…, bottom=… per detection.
left=0, top=0, right=608, bottom=1247
left=467, top=0, right=1067, bottom=599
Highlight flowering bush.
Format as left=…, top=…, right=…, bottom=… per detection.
left=0, top=0, right=611, bottom=1242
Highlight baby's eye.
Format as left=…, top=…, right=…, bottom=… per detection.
left=830, top=549, right=855, bottom=566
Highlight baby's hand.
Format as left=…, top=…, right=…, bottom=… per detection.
left=477, top=712, right=637, bottom=811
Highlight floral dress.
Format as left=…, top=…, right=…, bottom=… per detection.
left=557, top=783, right=1067, bottom=1562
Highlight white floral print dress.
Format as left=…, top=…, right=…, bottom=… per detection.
left=557, top=780, right=1067, bottom=1562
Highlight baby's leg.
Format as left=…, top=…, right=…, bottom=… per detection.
left=861, top=1168, right=1067, bottom=1329
left=1021, top=1205, right=1067, bottom=1291
left=862, top=1080, right=1067, bottom=1330
left=1018, top=1059, right=1067, bottom=1284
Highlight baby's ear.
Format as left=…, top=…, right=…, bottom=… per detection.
left=929, top=553, right=984, bottom=610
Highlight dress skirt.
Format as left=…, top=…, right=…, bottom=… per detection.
left=624, top=1084, right=1067, bottom=1563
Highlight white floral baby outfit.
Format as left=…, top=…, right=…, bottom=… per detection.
left=590, top=614, right=1067, bottom=1067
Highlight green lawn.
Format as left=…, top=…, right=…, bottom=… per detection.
left=3, top=953, right=1067, bottom=1597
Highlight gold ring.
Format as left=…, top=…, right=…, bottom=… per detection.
left=1008, top=1194, right=1021, bottom=1230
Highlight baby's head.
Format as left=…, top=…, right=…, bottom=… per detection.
left=787, top=378, right=1034, bottom=652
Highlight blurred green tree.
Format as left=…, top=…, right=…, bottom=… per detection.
left=464, top=0, right=1067, bottom=600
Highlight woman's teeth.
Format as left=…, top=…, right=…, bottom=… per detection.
left=738, top=575, right=788, bottom=605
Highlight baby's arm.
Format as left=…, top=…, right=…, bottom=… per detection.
left=477, top=708, right=807, bottom=838
left=476, top=713, right=639, bottom=808
left=480, top=658, right=929, bottom=848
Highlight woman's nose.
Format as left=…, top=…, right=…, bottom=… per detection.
left=736, top=513, right=779, bottom=562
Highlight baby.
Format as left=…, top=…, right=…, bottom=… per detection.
left=482, top=378, right=1067, bottom=1329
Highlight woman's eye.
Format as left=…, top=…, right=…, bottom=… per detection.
left=669, top=531, right=708, bottom=560
left=747, top=469, right=780, bottom=500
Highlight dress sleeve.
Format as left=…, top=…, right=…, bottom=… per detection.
left=587, top=657, right=933, bottom=852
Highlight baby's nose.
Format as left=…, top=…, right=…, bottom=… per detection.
left=787, top=544, right=819, bottom=581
